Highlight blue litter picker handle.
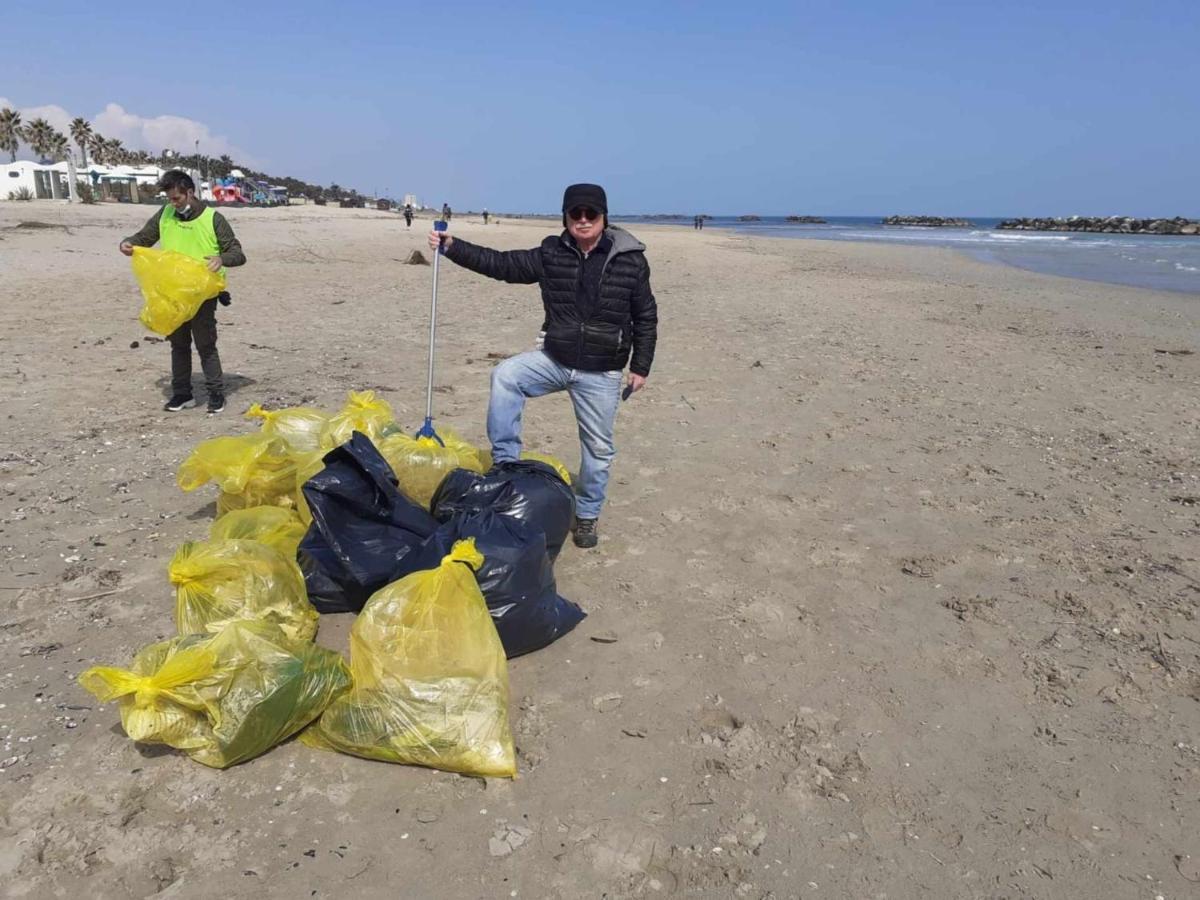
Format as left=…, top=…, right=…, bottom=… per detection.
left=418, top=220, right=450, bottom=446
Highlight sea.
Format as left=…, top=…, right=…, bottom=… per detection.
left=610, top=215, right=1200, bottom=295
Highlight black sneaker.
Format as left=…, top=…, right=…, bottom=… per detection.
left=207, top=393, right=226, bottom=414
left=164, top=394, right=196, bottom=411
left=573, top=517, right=599, bottom=549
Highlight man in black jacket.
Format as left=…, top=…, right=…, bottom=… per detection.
left=427, top=183, right=658, bottom=548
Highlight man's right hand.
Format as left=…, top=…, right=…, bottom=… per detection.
left=427, top=230, right=453, bottom=253
left=119, top=241, right=134, bottom=256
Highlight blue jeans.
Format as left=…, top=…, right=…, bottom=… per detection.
left=488, top=351, right=622, bottom=519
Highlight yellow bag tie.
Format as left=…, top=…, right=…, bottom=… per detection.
left=168, top=567, right=197, bottom=588
left=346, top=390, right=377, bottom=410
left=244, top=403, right=273, bottom=423
left=445, top=539, right=484, bottom=572
left=80, top=645, right=217, bottom=707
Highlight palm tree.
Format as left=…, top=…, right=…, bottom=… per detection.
left=69, top=117, right=92, bottom=167
left=210, top=154, right=233, bottom=178
left=104, top=138, right=128, bottom=166
left=23, top=117, right=56, bottom=162
left=0, top=107, right=21, bottom=162
left=88, top=132, right=106, bottom=165
left=49, top=131, right=71, bottom=162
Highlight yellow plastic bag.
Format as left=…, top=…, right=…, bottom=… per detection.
left=478, top=448, right=573, bottom=486
left=306, top=539, right=517, bottom=777
left=178, top=434, right=299, bottom=516
left=245, top=403, right=329, bottom=454
left=519, top=451, right=572, bottom=486
left=376, top=427, right=488, bottom=509
left=292, top=449, right=329, bottom=525
left=79, top=619, right=350, bottom=769
left=170, top=538, right=318, bottom=642
left=209, top=506, right=307, bottom=560
left=319, top=390, right=396, bottom=450
left=132, top=246, right=226, bottom=336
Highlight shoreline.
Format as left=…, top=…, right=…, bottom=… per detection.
left=598, top=215, right=1200, bottom=301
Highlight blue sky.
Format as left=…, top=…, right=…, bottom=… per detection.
left=4, top=1, right=1198, bottom=215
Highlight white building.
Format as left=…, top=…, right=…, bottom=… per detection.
left=1, top=158, right=166, bottom=201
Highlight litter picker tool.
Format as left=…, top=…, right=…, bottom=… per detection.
left=416, top=219, right=448, bottom=446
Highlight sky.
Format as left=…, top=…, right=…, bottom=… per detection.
left=3, top=0, right=1198, bottom=216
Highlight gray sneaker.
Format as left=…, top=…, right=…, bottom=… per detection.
left=572, top=517, right=599, bottom=549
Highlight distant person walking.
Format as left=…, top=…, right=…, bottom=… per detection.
left=442, top=202, right=452, bottom=223
left=119, top=169, right=245, bottom=414
left=428, top=183, right=658, bottom=549
left=483, top=208, right=489, bottom=225
left=404, top=202, right=414, bottom=227
left=693, top=215, right=700, bottom=230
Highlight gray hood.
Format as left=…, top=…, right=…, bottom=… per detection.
left=602, top=225, right=644, bottom=269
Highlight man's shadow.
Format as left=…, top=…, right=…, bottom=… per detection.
left=154, top=372, right=257, bottom=401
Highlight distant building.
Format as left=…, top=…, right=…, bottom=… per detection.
left=2, top=158, right=166, bottom=201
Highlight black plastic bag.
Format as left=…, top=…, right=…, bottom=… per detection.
left=430, top=460, right=576, bottom=561
left=416, top=509, right=585, bottom=657
left=297, top=432, right=438, bottom=613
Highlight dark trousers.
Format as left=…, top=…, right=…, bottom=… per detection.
left=169, top=297, right=223, bottom=396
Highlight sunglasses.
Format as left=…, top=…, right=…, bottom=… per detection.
left=568, top=207, right=601, bottom=222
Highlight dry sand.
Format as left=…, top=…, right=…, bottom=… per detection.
left=0, top=202, right=1198, bottom=899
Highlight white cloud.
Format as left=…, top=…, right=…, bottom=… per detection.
left=0, top=97, right=253, bottom=163
left=92, top=103, right=253, bottom=163
left=0, top=99, right=75, bottom=134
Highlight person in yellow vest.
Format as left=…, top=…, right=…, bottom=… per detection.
left=119, top=170, right=246, bottom=413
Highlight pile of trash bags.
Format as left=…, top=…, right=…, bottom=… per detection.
left=80, top=391, right=586, bottom=777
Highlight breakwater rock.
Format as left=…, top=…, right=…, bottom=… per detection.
left=737, top=215, right=761, bottom=222
left=883, top=215, right=975, bottom=227
left=786, top=216, right=827, bottom=223
left=998, top=216, right=1200, bottom=235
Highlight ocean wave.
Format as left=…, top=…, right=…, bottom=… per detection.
left=985, top=232, right=1072, bottom=242
left=1174, top=262, right=1200, bottom=273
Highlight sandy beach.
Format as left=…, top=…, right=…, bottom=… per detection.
left=1, top=202, right=1198, bottom=898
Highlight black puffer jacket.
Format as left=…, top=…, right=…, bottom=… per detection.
left=444, top=227, right=658, bottom=376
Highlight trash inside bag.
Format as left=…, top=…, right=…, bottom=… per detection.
left=297, top=432, right=437, bottom=613
left=245, top=403, right=329, bottom=454
left=431, top=460, right=576, bottom=561
left=209, top=506, right=307, bottom=560
left=79, top=619, right=350, bottom=769
left=319, top=390, right=396, bottom=450
left=178, top=433, right=298, bottom=517
left=305, top=539, right=516, bottom=777
left=170, top=538, right=318, bottom=642
left=416, top=510, right=585, bottom=657
left=132, top=246, right=226, bottom=336
left=376, top=427, right=488, bottom=510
